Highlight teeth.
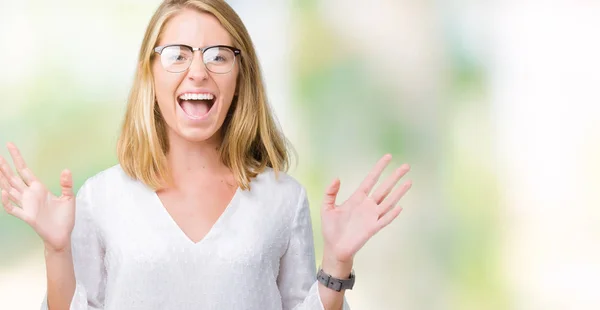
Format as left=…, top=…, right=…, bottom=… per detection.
left=179, top=93, right=214, bottom=101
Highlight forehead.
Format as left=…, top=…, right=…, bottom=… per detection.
left=157, top=8, right=232, bottom=47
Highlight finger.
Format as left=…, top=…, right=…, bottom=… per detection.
left=60, top=169, right=74, bottom=198
left=0, top=170, right=11, bottom=190
left=377, top=180, right=412, bottom=216
left=371, top=164, right=410, bottom=204
left=1, top=188, right=20, bottom=206
left=0, top=155, right=27, bottom=192
left=2, top=190, right=26, bottom=221
left=358, top=154, right=393, bottom=196
left=376, top=206, right=403, bottom=231
left=1, top=189, right=7, bottom=206
left=6, top=142, right=38, bottom=186
left=7, top=187, right=22, bottom=204
left=0, top=171, right=22, bottom=203
left=323, top=178, right=341, bottom=211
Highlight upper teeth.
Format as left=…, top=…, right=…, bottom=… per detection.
left=179, top=93, right=214, bottom=100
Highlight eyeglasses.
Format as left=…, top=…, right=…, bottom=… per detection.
left=153, top=44, right=241, bottom=74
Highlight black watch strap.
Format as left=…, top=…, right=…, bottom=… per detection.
left=316, top=268, right=355, bottom=292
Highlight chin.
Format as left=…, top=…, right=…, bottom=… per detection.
left=172, top=124, right=223, bottom=144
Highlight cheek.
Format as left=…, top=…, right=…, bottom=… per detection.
left=153, top=64, right=179, bottom=108
left=215, top=74, right=239, bottom=104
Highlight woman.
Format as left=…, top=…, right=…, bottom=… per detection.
left=0, top=0, right=412, bottom=309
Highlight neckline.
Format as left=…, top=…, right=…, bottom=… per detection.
left=150, top=186, right=242, bottom=246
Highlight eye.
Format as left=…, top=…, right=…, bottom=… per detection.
left=161, top=46, right=192, bottom=64
left=207, top=54, right=228, bottom=63
left=213, top=55, right=226, bottom=62
left=204, top=47, right=233, bottom=64
left=170, top=54, right=188, bottom=62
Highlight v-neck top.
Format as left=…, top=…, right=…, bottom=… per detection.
left=40, top=165, right=350, bottom=310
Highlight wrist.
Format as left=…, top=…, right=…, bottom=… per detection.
left=321, top=252, right=353, bottom=279
left=44, top=244, right=72, bottom=257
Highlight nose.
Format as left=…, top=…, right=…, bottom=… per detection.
left=186, top=52, right=209, bottom=81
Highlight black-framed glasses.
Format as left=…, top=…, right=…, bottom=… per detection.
left=153, top=44, right=241, bottom=74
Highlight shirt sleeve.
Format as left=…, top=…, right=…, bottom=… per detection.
left=41, top=180, right=106, bottom=310
left=276, top=187, right=351, bottom=310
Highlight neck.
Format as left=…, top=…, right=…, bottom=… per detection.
left=164, top=129, right=232, bottom=191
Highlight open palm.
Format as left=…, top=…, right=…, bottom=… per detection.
left=321, top=154, right=412, bottom=263
left=0, top=143, right=76, bottom=252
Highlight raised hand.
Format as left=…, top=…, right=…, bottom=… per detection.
left=320, top=154, right=412, bottom=263
left=0, top=143, right=76, bottom=252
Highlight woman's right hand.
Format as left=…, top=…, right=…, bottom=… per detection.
left=0, top=142, right=76, bottom=253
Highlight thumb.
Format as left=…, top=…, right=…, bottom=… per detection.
left=323, top=178, right=341, bottom=211
left=60, top=169, right=74, bottom=199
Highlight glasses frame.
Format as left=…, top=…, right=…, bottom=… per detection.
left=153, top=44, right=242, bottom=74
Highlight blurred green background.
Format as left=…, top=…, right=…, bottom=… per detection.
left=2, top=0, right=600, bottom=309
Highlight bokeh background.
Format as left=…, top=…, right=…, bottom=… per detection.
left=1, top=0, right=600, bottom=309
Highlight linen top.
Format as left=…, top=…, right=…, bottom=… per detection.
left=40, top=165, right=350, bottom=310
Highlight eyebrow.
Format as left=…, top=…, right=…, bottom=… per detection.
left=157, top=43, right=234, bottom=48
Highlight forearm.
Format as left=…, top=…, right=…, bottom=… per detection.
left=45, top=246, right=76, bottom=310
left=318, top=252, right=353, bottom=310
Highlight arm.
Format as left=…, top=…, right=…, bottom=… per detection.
left=318, top=255, right=353, bottom=310
left=0, top=143, right=105, bottom=310
left=277, top=188, right=350, bottom=310
left=280, top=154, right=412, bottom=310
left=44, top=248, right=76, bottom=310
left=41, top=180, right=106, bottom=310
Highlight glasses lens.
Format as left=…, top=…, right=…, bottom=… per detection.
left=160, top=46, right=192, bottom=73
left=203, top=47, right=236, bottom=74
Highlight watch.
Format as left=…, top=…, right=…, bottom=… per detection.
left=316, top=267, right=355, bottom=292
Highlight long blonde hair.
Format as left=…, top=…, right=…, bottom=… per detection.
left=117, top=0, right=291, bottom=191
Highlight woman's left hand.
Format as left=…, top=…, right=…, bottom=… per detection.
left=320, top=154, right=412, bottom=266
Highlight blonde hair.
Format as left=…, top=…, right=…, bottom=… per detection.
left=117, top=0, right=291, bottom=191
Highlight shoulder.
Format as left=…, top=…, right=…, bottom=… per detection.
left=77, top=164, right=139, bottom=201
left=243, top=167, right=311, bottom=221
left=250, top=167, right=306, bottom=200
left=74, top=164, right=149, bottom=225
left=81, top=164, right=133, bottom=187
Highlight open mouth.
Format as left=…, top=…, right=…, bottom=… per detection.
left=177, top=93, right=217, bottom=119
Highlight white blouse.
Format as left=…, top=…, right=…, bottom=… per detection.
left=40, top=165, right=350, bottom=310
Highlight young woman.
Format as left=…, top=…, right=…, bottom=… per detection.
left=0, top=0, right=412, bottom=309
